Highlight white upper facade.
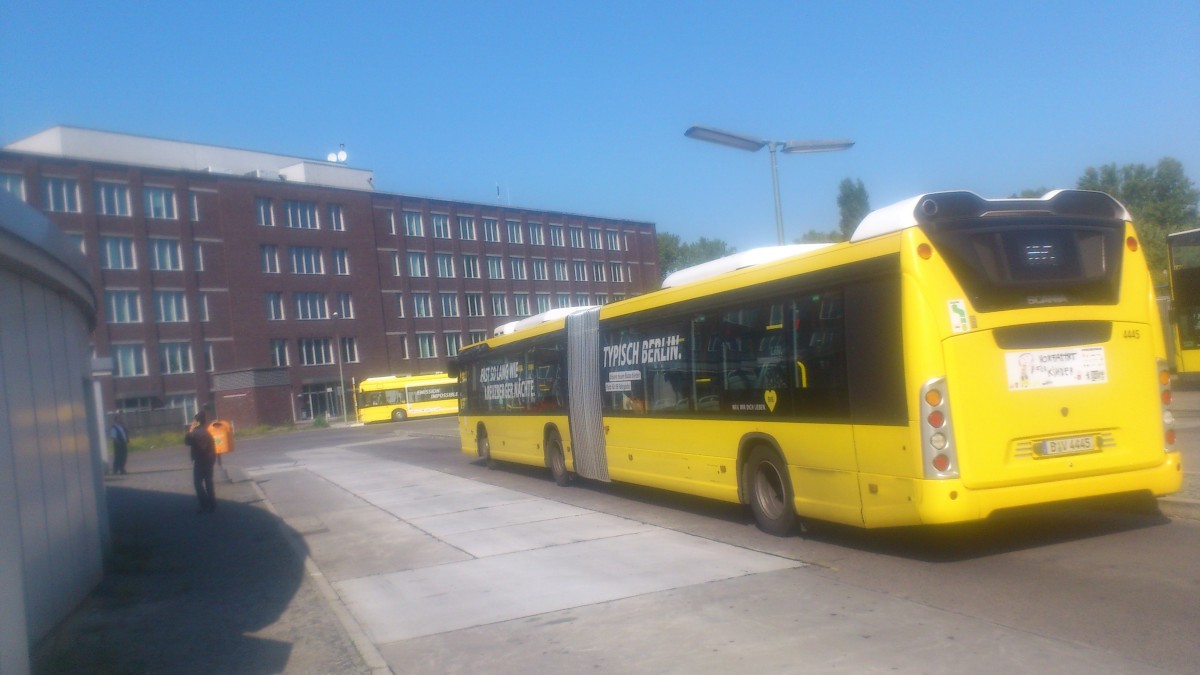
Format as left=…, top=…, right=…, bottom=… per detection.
left=4, top=126, right=375, bottom=191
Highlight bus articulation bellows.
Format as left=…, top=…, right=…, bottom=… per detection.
left=454, top=190, right=1182, bottom=531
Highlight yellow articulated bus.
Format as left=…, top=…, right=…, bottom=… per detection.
left=453, top=190, right=1182, bottom=532
left=1167, top=228, right=1200, bottom=373
left=356, top=373, right=458, bottom=423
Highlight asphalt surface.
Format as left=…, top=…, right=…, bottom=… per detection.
left=31, top=401, right=1199, bottom=674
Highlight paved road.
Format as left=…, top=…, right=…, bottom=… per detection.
left=229, top=418, right=1199, bottom=673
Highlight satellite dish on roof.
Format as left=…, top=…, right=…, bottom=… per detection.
left=327, top=144, right=348, bottom=163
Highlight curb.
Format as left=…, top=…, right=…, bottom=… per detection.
left=1159, top=498, right=1200, bottom=522
left=242, top=471, right=392, bottom=674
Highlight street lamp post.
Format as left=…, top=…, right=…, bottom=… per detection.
left=332, top=311, right=348, bottom=425
left=684, top=126, right=854, bottom=245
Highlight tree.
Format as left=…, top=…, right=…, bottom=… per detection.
left=656, top=232, right=736, bottom=280
left=795, top=229, right=843, bottom=243
left=837, top=178, right=870, bottom=240
left=1078, top=158, right=1200, bottom=278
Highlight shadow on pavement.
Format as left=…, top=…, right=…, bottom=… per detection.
left=33, top=484, right=309, bottom=674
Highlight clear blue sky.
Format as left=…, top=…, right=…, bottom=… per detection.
left=3, top=0, right=1197, bottom=249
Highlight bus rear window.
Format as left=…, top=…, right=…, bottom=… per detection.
left=925, top=217, right=1123, bottom=312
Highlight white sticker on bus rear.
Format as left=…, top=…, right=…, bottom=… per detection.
left=949, top=300, right=969, bottom=333
left=1006, top=346, right=1107, bottom=390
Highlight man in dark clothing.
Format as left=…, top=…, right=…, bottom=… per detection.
left=186, top=411, right=217, bottom=513
left=110, top=415, right=129, bottom=474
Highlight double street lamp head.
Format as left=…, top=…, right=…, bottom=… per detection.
left=684, top=125, right=854, bottom=154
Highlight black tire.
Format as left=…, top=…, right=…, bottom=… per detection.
left=545, top=432, right=569, bottom=486
left=477, top=430, right=495, bottom=469
left=391, top=408, right=407, bottom=422
left=745, top=446, right=796, bottom=536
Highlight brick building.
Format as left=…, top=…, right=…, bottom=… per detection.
left=1, top=127, right=659, bottom=427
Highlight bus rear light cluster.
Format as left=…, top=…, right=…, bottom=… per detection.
left=1159, top=359, right=1175, bottom=448
left=920, top=377, right=959, bottom=479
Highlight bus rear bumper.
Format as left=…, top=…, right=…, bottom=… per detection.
left=860, top=451, right=1183, bottom=527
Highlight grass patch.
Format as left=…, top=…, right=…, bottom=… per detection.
left=128, top=423, right=300, bottom=452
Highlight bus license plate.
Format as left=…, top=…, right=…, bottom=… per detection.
left=1038, top=435, right=1096, bottom=456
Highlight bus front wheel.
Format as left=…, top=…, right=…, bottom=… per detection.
left=391, top=409, right=407, bottom=422
left=545, top=432, right=569, bottom=486
left=746, top=446, right=796, bottom=536
left=477, top=431, right=495, bottom=469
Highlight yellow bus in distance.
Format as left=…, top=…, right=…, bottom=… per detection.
left=454, top=190, right=1182, bottom=532
left=1167, top=228, right=1200, bottom=373
left=357, top=373, right=458, bottom=423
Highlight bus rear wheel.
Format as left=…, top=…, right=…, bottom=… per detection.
left=391, top=409, right=407, bottom=422
left=545, top=432, right=569, bottom=486
left=746, top=446, right=796, bottom=536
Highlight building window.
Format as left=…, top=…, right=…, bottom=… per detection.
left=458, top=216, right=476, bottom=240
left=298, top=338, right=334, bottom=366
left=67, top=233, right=85, bottom=254
left=514, top=294, right=530, bottom=317
left=165, top=394, right=198, bottom=420
left=483, top=218, right=501, bottom=242
left=333, top=248, right=350, bottom=275
left=532, top=259, right=548, bottom=281
left=391, top=252, right=403, bottom=277
left=552, top=260, right=568, bottom=281
left=203, top=342, right=215, bottom=371
left=149, top=238, right=183, bottom=271
left=95, top=182, right=130, bottom=216
left=436, top=253, right=455, bottom=278
left=394, top=294, right=405, bottom=318
left=337, top=292, right=354, bottom=319
left=403, top=211, right=423, bottom=236
left=490, top=293, right=508, bottom=317
left=589, top=228, right=603, bottom=249
left=329, top=204, right=345, bottom=231
left=160, top=342, right=193, bottom=374
left=462, top=255, right=480, bottom=279
left=294, top=292, right=328, bottom=320
left=197, top=292, right=210, bottom=322
left=595, top=294, right=609, bottom=305
left=285, top=200, right=319, bottom=229
left=116, top=396, right=153, bottom=412
left=607, top=230, right=621, bottom=251
left=385, top=208, right=395, bottom=234
left=535, top=293, right=551, bottom=313
left=112, top=344, right=147, bottom=377
left=572, top=261, right=587, bottom=281
left=510, top=257, right=527, bottom=280
left=592, top=262, right=606, bottom=282
left=1, top=172, right=26, bottom=201
left=432, top=214, right=451, bottom=239
left=469, top=330, right=488, bottom=344
left=444, top=333, right=462, bottom=358
left=192, top=242, right=205, bottom=271
left=569, top=227, right=584, bottom=248
left=154, top=291, right=188, bottom=322
left=407, top=252, right=428, bottom=277
left=506, top=220, right=522, bottom=244
left=144, top=187, right=177, bottom=219
left=609, top=262, right=624, bottom=282
left=549, top=225, right=564, bottom=247
left=417, top=334, right=437, bottom=359
left=100, top=236, right=136, bottom=270
left=340, top=337, right=359, bottom=363
left=397, top=335, right=409, bottom=359
left=575, top=293, right=590, bottom=306
left=44, top=177, right=80, bottom=212
left=265, top=292, right=286, bottom=320
left=413, top=293, right=432, bottom=318
left=465, top=293, right=484, bottom=317
left=270, top=339, right=289, bottom=367
left=105, top=290, right=141, bottom=323
left=440, top=293, right=459, bottom=317
left=261, top=245, right=280, bottom=273
left=189, top=191, right=200, bottom=221
left=556, top=293, right=571, bottom=308
left=256, top=197, right=275, bottom=226
left=528, top=223, right=544, bottom=245
left=290, top=246, right=324, bottom=274
left=486, top=255, right=504, bottom=280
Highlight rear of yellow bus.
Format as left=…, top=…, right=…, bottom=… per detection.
left=872, top=191, right=1182, bottom=526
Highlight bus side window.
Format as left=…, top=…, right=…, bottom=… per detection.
left=792, top=291, right=849, bottom=418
